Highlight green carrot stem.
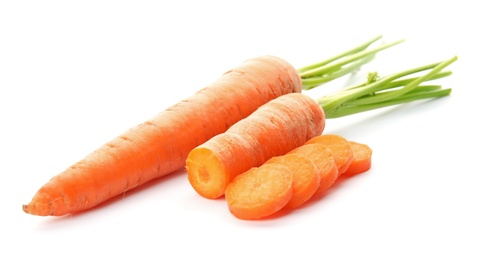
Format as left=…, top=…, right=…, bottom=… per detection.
left=300, top=39, right=404, bottom=79
left=318, top=56, right=457, bottom=119
left=301, top=54, right=375, bottom=90
left=324, top=88, right=451, bottom=118
left=297, top=35, right=403, bottom=89
left=297, top=35, right=382, bottom=73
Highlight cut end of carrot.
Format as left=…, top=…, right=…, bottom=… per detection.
left=225, top=163, right=293, bottom=220
left=342, top=141, right=373, bottom=176
left=186, top=147, right=229, bottom=199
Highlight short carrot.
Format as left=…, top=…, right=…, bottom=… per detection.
left=305, top=134, right=353, bottom=175
left=266, top=153, right=321, bottom=210
left=224, top=163, right=294, bottom=220
left=187, top=55, right=457, bottom=200
left=186, top=93, right=326, bottom=199
left=288, top=143, right=338, bottom=195
left=342, top=141, right=373, bottom=176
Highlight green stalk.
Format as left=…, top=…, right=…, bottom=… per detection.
left=297, top=35, right=404, bottom=90
left=315, top=56, right=457, bottom=119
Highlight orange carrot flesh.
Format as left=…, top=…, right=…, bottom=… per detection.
left=306, top=134, right=353, bottom=175
left=225, top=163, right=293, bottom=220
left=342, top=141, right=373, bottom=176
left=288, top=143, right=338, bottom=195
left=23, top=55, right=302, bottom=216
left=186, top=93, right=326, bottom=199
left=266, top=154, right=320, bottom=210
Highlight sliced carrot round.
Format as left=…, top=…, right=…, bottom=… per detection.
left=306, top=134, right=353, bottom=175
left=267, top=154, right=321, bottom=209
left=289, top=143, right=338, bottom=195
left=342, top=141, right=373, bottom=176
left=225, top=163, right=293, bottom=220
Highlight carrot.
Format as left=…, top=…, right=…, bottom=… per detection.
left=22, top=55, right=304, bottom=216
left=186, top=93, right=326, bottom=199
left=266, top=153, right=321, bottom=210
left=342, top=141, right=373, bottom=176
left=224, top=163, right=294, bottom=220
left=187, top=55, right=457, bottom=201
left=288, top=143, right=338, bottom=195
left=23, top=36, right=454, bottom=217
left=305, top=134, right=353, bottom=175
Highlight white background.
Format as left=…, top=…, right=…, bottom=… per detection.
left=1, top=1, right=478, bottom=259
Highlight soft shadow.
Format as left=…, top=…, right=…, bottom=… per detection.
left=36, top=168, right=187, bottom=226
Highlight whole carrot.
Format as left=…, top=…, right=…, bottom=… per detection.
left=23, top=56, right=302, bottom=216
left=22, top=36, right=403, bottom=216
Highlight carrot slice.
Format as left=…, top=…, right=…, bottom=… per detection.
left=266, top=154, right=320, bottom=210
left=342, top=141, right=373, bottom=176
left=225, top=163, right=293, bottom=220
left=288, top=143, right=338, bottom=195
left=306, top=134, right=353, bottom=175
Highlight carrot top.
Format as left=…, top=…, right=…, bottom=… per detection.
left=298, top=35, right=404, bottom=90
left=316, top=55, right=457, bottom=118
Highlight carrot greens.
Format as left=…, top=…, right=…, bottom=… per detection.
left=299, top=35, right=404, bottom=90
left=316, top=56, right=457, bottom=118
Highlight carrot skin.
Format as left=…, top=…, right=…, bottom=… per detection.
left=186, top=93, right=326, bottom=199
left=23, top=55, right=302, bottom=216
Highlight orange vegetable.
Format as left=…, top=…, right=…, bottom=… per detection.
left=305, top=134, right=353, bottom=175
left=288, top=143, right=338, bottom=195
left=186, top=93, right=326, bottom=199
left=266, top=154, right=320, bottom=210
left=342, top=141, right=373, bottom=176
left=225, top=163, right=294, bottom=220
left=22, top=56, right=302, bottom=216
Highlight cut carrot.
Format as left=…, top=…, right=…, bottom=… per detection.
left=266, top=154, right=320, bottom=210
left=225, top=163, right=293, bottom=220
left=306, top=134, right=353, bottom=175
left=342, top=141, right=373, bottom=176
left=22, top=56, right=303, bottom=216
left=186, top=93, right=326, bottom=199
left=288, top=143, right=338, bottom=195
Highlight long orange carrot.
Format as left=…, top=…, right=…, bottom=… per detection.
left=23, top=56, right=302, bottom=216
left=186, top=93, right=326, bottom=199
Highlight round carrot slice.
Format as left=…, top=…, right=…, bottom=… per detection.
left=267, top=154, right=320, bottom=209
left=342, top=141, right=373, bottom=176
left=225, top=163, right=293, bottom=220
left=306, top=134, right=353, bottom=175
left=289, top=143, right=338, bottom=195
